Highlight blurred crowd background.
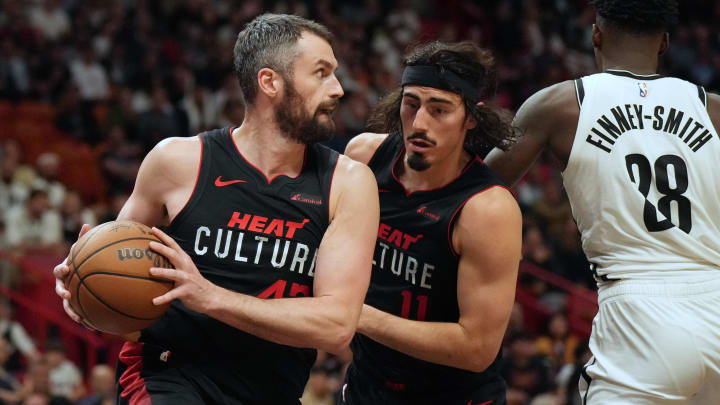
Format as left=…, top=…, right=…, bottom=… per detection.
left=0, top=0, right=718, bottom=404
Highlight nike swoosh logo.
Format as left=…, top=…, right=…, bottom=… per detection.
left=214, top=176, right=246, bottom=187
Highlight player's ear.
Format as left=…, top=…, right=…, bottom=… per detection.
left=659, top=32, right=670, bottom=57
left=592, top=24, right=602, bottom=50
left=257, top=68, right=283, bottom=99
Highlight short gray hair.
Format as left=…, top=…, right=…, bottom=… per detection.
left=233, top=14, right=333, bottom=108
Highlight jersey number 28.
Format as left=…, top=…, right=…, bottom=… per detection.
left=625, top=154, right=692, bottom=234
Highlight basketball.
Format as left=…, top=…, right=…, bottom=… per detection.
left=66, top=220, right=174, bottom=335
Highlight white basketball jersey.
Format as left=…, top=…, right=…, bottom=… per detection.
left=564, top=70, right=720, bottom=281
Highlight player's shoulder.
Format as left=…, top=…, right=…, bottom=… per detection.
left=143, top=136, right=202, bottom=179
left=461, top=186, right=521, bottom=228
left=522, top=80, right=577, bottom=112
left=152, top=136, right=202, bottom=155
left=515, top=80, right=578, bottom=131
left=344, top=132, right=388, bottom=165
left=453, top=186, right=521, bottom=254
left=334, top=153, right=376, bottom=186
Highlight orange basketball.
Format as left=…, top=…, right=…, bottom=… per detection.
left=66, top=220, right=173, bottom=335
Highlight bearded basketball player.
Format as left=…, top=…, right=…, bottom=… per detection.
left=53, top=14, right=379, bottom=405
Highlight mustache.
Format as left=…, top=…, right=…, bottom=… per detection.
left=316, top=100, right=339, bottom=114
left=407, top=133, right=436, bottom=145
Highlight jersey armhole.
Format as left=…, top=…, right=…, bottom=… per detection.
left=326, top=152, right=340, bottom=223
left=166, top=135, right=207, bottom=229
left=574, top=79, right=585, bottom=109
left=697, top=85, right=707, bottom=108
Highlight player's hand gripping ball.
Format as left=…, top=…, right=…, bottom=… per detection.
left=66, top=221, right=173, bottom=335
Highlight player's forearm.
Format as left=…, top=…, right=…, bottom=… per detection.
left=358, top=304, right=496, bottom=372
left=203, top=286, right=356, bottom=353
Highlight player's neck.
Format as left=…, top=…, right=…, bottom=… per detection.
left=599, top=53, right=659, bottom=76
left=232, top=114, right=307, bottom=179
left=398, top=149, right=472, bottom=193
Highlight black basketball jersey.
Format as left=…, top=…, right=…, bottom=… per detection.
left=349, top=133, right=506, bottom=398
left=140, top=127, right=339, bottom=403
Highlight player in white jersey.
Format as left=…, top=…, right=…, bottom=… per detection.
left=485, top=0, right=720, bottom=403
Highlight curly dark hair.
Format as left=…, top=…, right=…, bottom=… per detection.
left=367, top=41, right=517, bottom=153
left=593, top=0, right=679, bottom=34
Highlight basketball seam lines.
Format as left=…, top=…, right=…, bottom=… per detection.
left=69, top=222, right=114, bottom=323
left=68, top=222, right=113, bottom=290
left=71, top=236, right=159, bottom=311
left=70, top=234, right=165, bottom=325
left=78, top=279, right=163, bottom=321
left=81, top=272, right=173, bottom=285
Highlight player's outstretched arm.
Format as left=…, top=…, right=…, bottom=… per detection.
left=485, top=80, right=577, bottom=186
left=358, top=187, right=521, bottom=372
left=53, top=137, right=200, bottom=324
left=149, top=156, right=379, bottom=354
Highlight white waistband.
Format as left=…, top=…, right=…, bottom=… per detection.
left=598, top=275, right=720, bottom=304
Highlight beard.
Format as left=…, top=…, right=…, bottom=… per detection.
left=405, top=132, right=434, bottom=171
left=407, top=152, right=431, bottom=171
left=275, top=82, right=338, bottom=145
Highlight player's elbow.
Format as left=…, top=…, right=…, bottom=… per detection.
left=463, top=347, right=496, bottom=373
left=325, top=322, right=355, bottom=353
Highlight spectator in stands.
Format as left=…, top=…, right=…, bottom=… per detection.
left=551, top=217, right=594, bottom=288
left=27, top=0, right=70, bottom=43
left=31, top=153, right=65, bottom=209
left=97, top=125, right=143, bottom=195
left=531, top=179, right=572, bottom=242
left=555, top=342, right=591, bottom=405
left=44, top=340, right=84, bottom=402
left=59, top=190, right=96, bottom=247
left=96, top=191, right=129, bottom=224
left=29, top=44, right=70, bottom=103
left=135, top=86, right=183, bottom=152
left=54, top=84, right=97, bottom=143
left=0, top=38, right=30, bottom=101
left=500, top=332, right=553, bottom=401
left=0, top=337, right=22, bottom=405
left=21, top=359, right=51, bottom=403
left=69, top=46, right=109, bottom=103
left=506, top=302, right=528, bottom=339
left=180, top=85, right=219, bottom=135
left=0, top=140, right=34, bottom=210
left=0, top=301, right=39, bottom=373
left=522, top=223, right=554, bottom=269
left=76, top=364, right=114, bottom=405
left=3, top=189, right=62, bottom=253
left=535, top=313, right=580, bottom=368
left=216, top=97, right=245, bottom=128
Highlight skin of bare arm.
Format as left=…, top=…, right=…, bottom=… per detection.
left=53, top=137, right=201, bottom=324
left=354, top=187, right=522, bottom=372
left=484, top=80, right=579, bottom=187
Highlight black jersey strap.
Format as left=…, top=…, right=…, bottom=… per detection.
left=697, top=85, right=707, bottom=107
left=574, top=79, right=585, bottom=108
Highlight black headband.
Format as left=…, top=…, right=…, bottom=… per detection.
left=401, top=65, right=482, bottom=102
